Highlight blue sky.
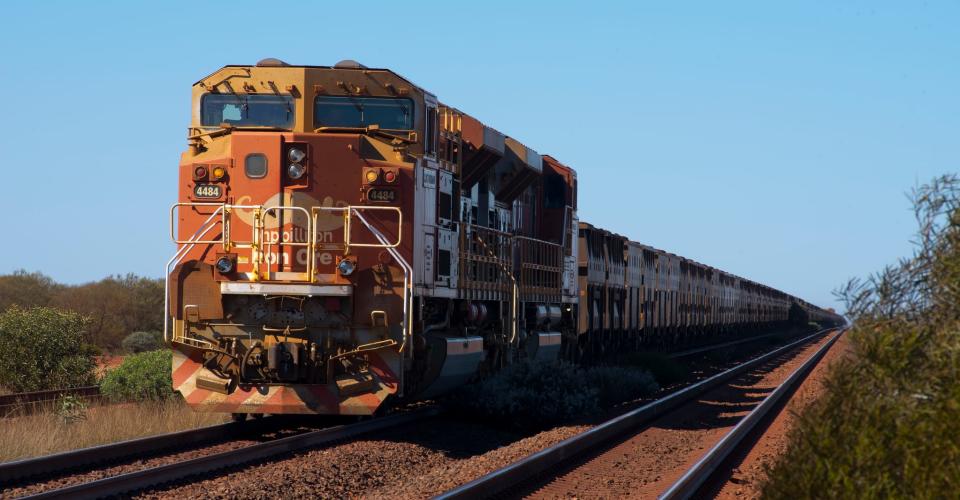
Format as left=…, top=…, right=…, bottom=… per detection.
left=0, top=1, right=956, bottom=312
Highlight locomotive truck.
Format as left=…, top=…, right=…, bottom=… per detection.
left=167, top=59, right=841, bottom=418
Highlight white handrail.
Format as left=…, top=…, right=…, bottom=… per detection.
left=164, top=207, right=224, bottom=343
left=165, top=202, right=408, bottom=345
left=352, top=210, right=412, bottom=352
left=353, top=209, right=411, bottom=396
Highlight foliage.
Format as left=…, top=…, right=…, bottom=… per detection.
left=0, top=271, right=164, bottom=350
left=452, top=359, right=657, bottom=430
left=762, top=174, right=960, bottom=498
left=122, top=331, right=164, bottom=353
left=788, top=301, right=809, bottom=325
left=0, top=270, right=61, bottom=311
left=616, top=351, right=689, bottom=386
left=100, top=350, right=174, bottom=402
left=582, top=364, right=658, bottom=408
left=55, top=394, right=88, bottom=424
left=0, top=306, right=97, bottom=392
left=54, top=274, right=165, bottom=350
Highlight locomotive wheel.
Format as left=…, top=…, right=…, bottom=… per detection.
left=231, top=413, right=247, bottom=422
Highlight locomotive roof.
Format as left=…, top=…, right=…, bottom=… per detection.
left=195, top=61, right=426, bottom=95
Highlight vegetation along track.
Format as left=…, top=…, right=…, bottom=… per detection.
left=2, top=408, right=435, bottom=499
left=0, top=328, right=831, bottom=499
left=436, top=327, right=844, bottom=499
left=0, top=386, right=101, bottom=418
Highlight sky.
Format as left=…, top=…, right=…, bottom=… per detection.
left=0, top=1, right=956, bottom=312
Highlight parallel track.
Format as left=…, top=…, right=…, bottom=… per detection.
left=435, top=327, right=842, bottom=500
left=0, top=386, right=101, bottom=418
left=12, top=407, right=437, bottom=499
left=1, top=417, right=276, bottom=485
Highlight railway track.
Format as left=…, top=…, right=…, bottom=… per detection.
left=2, top=327, right=834, bottom=498
left=436, top=327, right=844, bottom=500
left=659, top=328, right=844, bottom=499
left=2, top=407, right=436, bottom=499
left=0, top=386, right=101, bottom=418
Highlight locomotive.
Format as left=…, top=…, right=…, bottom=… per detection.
left=167, top=59, right=841, bottom=417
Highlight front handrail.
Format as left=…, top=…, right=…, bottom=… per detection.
left=164, top=208, right=225, bottom=343
left=170, top=203, right=403, bottom=279
left=310, top=205, right=402, bottom=253
left=260, top=205, right=313, bottom=279
left=165, top=202, right=407, bottom=343
left=169, top=203, right=226, bottom=245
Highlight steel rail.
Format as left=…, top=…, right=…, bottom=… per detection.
left=666, top=332, right=783, bottom=359
left=434, top=327, right=839, bottom=500
left=21, top=407, right=439, bottom=499
left=659, top=327, right=846, bottom=499
left=0, top=417, right=278, bottom=484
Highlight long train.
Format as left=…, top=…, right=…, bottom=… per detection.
left=167, top=59, right=842, bottom=417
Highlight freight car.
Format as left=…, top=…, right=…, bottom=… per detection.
left=166, top=59, right=842, bottom=417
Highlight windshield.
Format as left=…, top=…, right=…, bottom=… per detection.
left=200, top=94, right=295, bottom=128
left=314, top=96, right=414, bottom=130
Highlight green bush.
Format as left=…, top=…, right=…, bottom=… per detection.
left=617, top=351, right=689, bottom=386
left=100, top=350, right=174, bottom=402
left=121, top=331, right=164, bottom=353
left=451, top=360, right=658, bottom=430
left=56, top=394, right=89, bottom=424
left=0, top=306, right=96, bottom=392
left=762, top=175, right=960, bottom=498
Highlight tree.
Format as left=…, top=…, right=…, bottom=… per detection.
left=0, top=270, right=62, bottom=312
left=52, top=274, right=164, bottom=349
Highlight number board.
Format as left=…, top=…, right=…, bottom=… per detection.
left=193, top=184, right=222, bottom=199
left=367, top=188, right=397, bottom=203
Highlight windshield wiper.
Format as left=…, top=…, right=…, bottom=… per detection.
left=313, top=124, right=417, bottom=145
left=189, top=124, right=288, bottom=140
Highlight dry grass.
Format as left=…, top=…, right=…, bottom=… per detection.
left=0, top=398, right=228, bottom=463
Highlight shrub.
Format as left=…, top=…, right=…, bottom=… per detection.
left=762, top=175, right=960, bottom=497
left=451, top=359, right=658, bottom=430
left=100, top=350, right=174, bottom=402
left=56, top=394, right=88, bottom=424
left=618, top=351, right=689, bottom=386
left=0, top=306, right=96, bottom=392
left=122, top=331, right=164, bottom=353
left=583, top=365, right=659, bottom=407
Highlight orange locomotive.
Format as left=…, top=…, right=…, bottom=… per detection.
left=167, top=59, right=841, bottom=418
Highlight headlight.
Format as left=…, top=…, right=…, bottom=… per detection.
left=211, top=166, right=226, bottom=180
left=216, top=257, right=234, bottom=274
left=287, top=163, right=307, bottom=180
left=337, top=259, right=356, bottom=276
left=288, top=148, right=306, bottom=163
